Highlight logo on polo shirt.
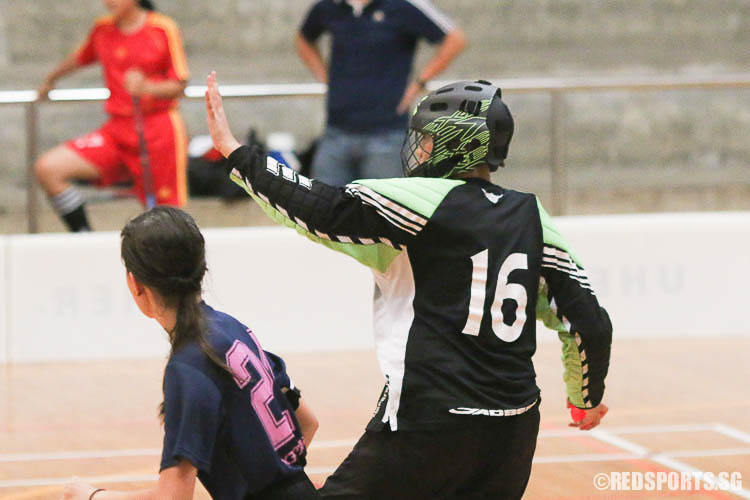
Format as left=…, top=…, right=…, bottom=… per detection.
left=372, top=10, right=385, bottom=22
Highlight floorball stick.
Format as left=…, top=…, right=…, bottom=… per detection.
left=132, top=96, right=157, bottom=209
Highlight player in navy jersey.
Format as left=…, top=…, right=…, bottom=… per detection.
left=206, top=73, right=612, bottom=499
left=62, top=206, right=320, bottom=500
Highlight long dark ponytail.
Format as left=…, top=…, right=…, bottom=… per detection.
left=138, top=0, right=156, bottom=11
left=121, top=207, right=224, bottom=370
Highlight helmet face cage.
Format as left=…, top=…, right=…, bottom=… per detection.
left=401, top=129, right=432, bottom=177
left=401, top=81, right=513, bottom=179
left=401, top=106, right=492, bottom=178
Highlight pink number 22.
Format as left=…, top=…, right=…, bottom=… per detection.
left=225, top=335, right=296, bottom=451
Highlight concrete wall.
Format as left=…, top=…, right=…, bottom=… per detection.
left=4, top=1, right=749, bottom=84
left=1, top=1, right=749, bottom=222
left=1, top=212, right=749, bottom=364
left=0, top=7, right=9, bottom=68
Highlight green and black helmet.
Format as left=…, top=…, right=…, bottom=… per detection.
left=401, top=80, right=514, bottom=178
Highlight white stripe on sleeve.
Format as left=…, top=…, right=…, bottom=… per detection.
left=403, top=0, right=455, bottom=34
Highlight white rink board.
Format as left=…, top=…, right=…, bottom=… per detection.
left=198, top=227, right=373, bottom=355
left=5, top=232, right=168, bottom=363
left=1, top=211, right=748, bottom=363
left=554, top=211, right=750, bottom=340
left=3, top=227, right=373, bottom=363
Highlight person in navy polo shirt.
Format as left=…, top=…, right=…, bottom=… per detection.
left=296, top=0, right=466, bottom=186
left=62, top=206, right=320, bottom=500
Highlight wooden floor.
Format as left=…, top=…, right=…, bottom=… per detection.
left=2, top=337, right=749, bottom=499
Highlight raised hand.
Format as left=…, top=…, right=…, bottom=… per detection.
left=204, top=71, right=241, bottom=158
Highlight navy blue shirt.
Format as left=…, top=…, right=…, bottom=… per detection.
left=160, top=303, right=307, bottom=499
left=300, top=0, right=453, bottom=133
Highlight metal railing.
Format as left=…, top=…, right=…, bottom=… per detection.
left=2, top=73, right=749, bottom=233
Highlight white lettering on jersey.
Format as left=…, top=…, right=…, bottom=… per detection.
left=266, top=156, right=281, bottom=175
left=265, top=156, right=312, bottom=190
left=281, top=166, right=296, bottom=182
left=448, top=399, right=538, bottom=417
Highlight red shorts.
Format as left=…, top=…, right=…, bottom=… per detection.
left=66, top=109, right=188, bottom=206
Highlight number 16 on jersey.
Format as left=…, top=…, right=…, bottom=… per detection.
left=463, top=250, right=529, bottom=342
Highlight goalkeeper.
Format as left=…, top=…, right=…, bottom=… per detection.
left=205, top=72, right=612, bottom=499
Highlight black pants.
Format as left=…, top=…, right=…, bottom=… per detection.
left=251, top=472, right=320, bottom=500
left=319, top=404, right=540, bottom=500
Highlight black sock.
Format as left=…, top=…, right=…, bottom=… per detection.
left=61, top=204, right=92, bottom=232
left=50, top=187, right=92, bottom=232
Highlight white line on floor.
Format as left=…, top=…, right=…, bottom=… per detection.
left=713, top=424, right=750, bottom=445
left=4, top=423, right=750, bottom=491
left=591, top=428, right=750, bottom=499
left=0, top=448, right=161, bottom=463
left=596, top=423, right=719, bottom=435
left=661, top=447, right=750, bottom=459
left=5, top=446, right=749, bottom=489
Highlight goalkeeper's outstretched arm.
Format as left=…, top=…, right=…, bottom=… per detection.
left=205, top=71, right=416, bottom=271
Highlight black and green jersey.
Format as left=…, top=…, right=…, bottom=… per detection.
left=227, top=146, right=612, bottom=431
